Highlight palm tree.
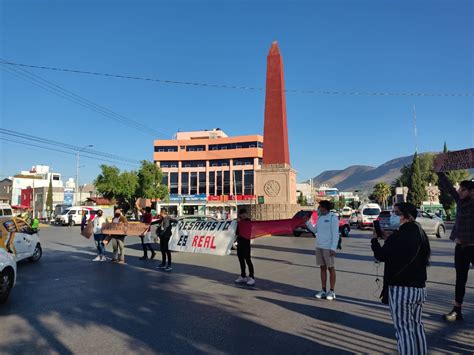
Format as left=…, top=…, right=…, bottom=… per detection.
left=372, top=182, right=391, bottom=209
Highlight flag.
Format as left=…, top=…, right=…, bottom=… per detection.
left=237, top=217, right=305, bottom=239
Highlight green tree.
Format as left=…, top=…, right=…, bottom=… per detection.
left=95, top=162, right=168, bottom=215
left=372, top=182, right=391, bottom=209
left=94, top=165, right=121, bottom=201
left=46, top=177, right=53, bottom=221
left=137, top=161, right=168, bottom=200
left=407, top=152, right=428, bottom=207
left=438, top=142, right=470, bottom=219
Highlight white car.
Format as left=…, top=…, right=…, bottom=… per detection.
left=0, top=248, right=16, bottom=304
left=1, top=217, right=42, bottom=263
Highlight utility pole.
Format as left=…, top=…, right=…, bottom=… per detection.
left=75, top=144, right=93, bottom=206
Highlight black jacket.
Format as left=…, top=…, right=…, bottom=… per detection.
left=371, top=222, right=430, bottom=288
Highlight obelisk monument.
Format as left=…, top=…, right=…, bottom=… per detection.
left=253, top=41, right=299, bottom=220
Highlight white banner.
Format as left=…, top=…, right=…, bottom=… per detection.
left=169, top=220, right=237, bottom=256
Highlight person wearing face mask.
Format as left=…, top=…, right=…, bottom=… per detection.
left=371, top=202, right=431, bottom=355
left=437, top=173, right=474, bottom=322
left=92, top=209, right=107, bottom=262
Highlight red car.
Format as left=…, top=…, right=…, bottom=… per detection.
left=292, top=210, right=350, bottom=237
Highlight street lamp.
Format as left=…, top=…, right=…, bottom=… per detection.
left=75, top=144, right=93, bottom=205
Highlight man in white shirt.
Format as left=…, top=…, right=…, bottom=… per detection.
left=92, top=209, right=107, bottom=262
left=305, top=200, right=340, bottom=300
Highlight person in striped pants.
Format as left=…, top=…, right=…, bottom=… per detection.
left=372, top=202, right=431, bottom=354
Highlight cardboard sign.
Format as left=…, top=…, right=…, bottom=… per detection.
left=102, top=222, right=149, bottom=237
left=434, top=148, right=474, bottom=172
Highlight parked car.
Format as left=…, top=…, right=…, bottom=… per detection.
left=292, top=210, right=350, bottom=238
left=349, top=212, right=359, bottom=226
left=0, top=217, right=42, bottom=263
left=378, top=209, right=446, bottom=238
left=357, top=203, right=382, bottom=229
left=0, top=248, right=16, bottom=304
left=341, top=206, right=352, bottom=218
left=0, top=204, right=13, bottom=218
left=54, top=206, right=95, bottom=226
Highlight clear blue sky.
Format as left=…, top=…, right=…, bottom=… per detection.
left=1, top=0, right=473, bottom=184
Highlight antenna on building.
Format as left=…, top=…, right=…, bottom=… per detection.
left=413, top=104, right=418, bottom=153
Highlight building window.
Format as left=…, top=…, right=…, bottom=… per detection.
left=190, top=172, right=197, bottom=195
left=170, top=173, right=178, bottom=194
left=209, top=159, right=230, bottom=167
left=244, top=170, right=254, bottom=195
left=223, top=171, right=230, bottom=195
left=155, top=146, right=178, bottom=152
left=181, top=172, right=189, bottom=195
left=258, top=158, right=263, bottom=165
left=161, top=172, right=169, bottom=187
left=234, top=170, right=243, bottom=195
left=182, top=160, right=206, bottom=168
left=234, top=158, right=253, bottom=166
left=216, top=171, right=222, bottom=196
left=208, top=171, right=215, bottom=195
left=186, top=145, right=206, bottom=152
left=159, top=161, right=178, bottom=168
left=198, top=172, right=206, bottom=194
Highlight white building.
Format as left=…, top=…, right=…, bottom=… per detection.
left=11, top=165, right=63, bottom=206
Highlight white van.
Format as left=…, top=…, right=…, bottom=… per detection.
left=341, top=206, right=352, bottom=218
left=54, top=206, right=95, bottom=226
left=357, top=203, right=381, bottom=229
left=0, top=204, right=13, bottom=218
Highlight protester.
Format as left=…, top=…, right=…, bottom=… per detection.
left=80, top=210, right=87, bottom=232
left=109, top=208, right=128, bottom=264
left=438, top=174, right=474, bottom=322
left=92, top=209, right=107, bottom=262
left=234, top=208, right=255, bottom=286
left=140, top=207, right=156, bottom=260
left=158, top=208, right=172, bottom=271
left=371, top=202, right=431, bottom=355
left=305, top=200, right=339, bottom=300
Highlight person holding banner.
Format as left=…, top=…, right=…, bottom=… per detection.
left=305, top=200, right=339, bottom=300
left=158, top=208, right=173, bottom=271
left=235, top=208, right=255, bottom=286
left=438, top=173, right=474, bottom=322
left=92, top=209, right=107, bottom=262
left=109, top=209, right=128, bottom=264
left=140, top=207, right=156, bottom=260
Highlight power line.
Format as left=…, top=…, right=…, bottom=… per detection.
left=0, top=63, right=170, bottom=137
left=2, top=60, right=473, bottom=97
left=0, top=136, right=140, bottom=168
left=0, top=128, right=142, bottom=165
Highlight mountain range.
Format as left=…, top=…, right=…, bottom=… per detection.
left=308, top=154, right=416, bottom=192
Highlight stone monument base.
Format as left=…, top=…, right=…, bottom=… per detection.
left=250, top=203, right=301, bottom=221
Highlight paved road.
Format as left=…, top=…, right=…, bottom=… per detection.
left=1, top=225, right=472, bottom=354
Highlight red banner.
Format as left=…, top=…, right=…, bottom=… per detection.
left=237, top=217, right=305, bottom=239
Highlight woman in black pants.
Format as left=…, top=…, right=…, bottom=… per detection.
left=158, top=208, right=172, bottom=271
left=235, top=208, right=255, bottom=286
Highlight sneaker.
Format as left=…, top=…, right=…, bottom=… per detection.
left=100, top=256, right=107, bottom=262
left=117, top=259, right=125, bottom=264
left=139, top=256, right=148, bottom=261
left=315, top=290, right=327, bottom=299
left=151, top=252, right=156, bottom=260
left=235, top=276, right=248, bottom=283
left=326, top=290, right=336, bottom=300
left=165, top=266, right=173, bottom=272
left=92, top=256, right=101, bottom=262
left=158, top=263, right=166, bottom=269
left=111, top=258, right=118, bottom=263
left=443, top=307, right=464, bottom=322
left=246, top=277, right=255, bottom=286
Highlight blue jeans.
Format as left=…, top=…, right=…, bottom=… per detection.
left=94, top=234, right=106, bottom=256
